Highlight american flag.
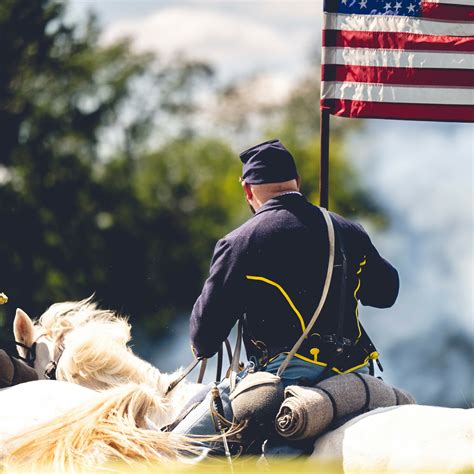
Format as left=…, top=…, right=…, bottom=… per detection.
left=321, top=0, right=474, bottom=122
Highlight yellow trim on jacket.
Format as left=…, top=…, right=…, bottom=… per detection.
left=246, top=272, right=375, bottom=374
left=353, top=257, right=367, bottom=341
left=246, top=275, right=306, bottom=332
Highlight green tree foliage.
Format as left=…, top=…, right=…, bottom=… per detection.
left=0, top=0, right=149, bottom=343
left=0, top=1, right=387, bottom=349
left=0, top=0, right=240, bottom=344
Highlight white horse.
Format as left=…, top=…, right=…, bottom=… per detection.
left=309, top=404, right=474, bottom=473
left=11, top=299, right=474, bottom=472
left=0, top=380, right=200, bottom=472
left=1, top=381, right=472, bottom=473
left=13, top=298, right=203, bottom=427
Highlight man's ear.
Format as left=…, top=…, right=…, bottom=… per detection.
left=296, top=176, right=301, bottom=190
left=242, top=182, right=253, bottom=201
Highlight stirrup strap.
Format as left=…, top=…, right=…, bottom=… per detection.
left=277, top=207, right=336, bottom=378
left=197, top=358, right=208, bottom=384
left=165, top=337, right=234, bottom=395
left=229, top=319, right=243, bottom=391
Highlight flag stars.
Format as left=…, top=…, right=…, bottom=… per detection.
left=338, top=0, right=418, bottom=15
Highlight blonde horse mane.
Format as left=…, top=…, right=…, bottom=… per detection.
left=1, top=384, right=199, bottom=473
left=37, top=296, right=130, bottom=346
left=56, top=319, right=182, bottom=426
left=38, top=297, right=200, bottom=427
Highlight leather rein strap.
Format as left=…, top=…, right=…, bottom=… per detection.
left=276, top=206, right=335, bottom=378
left=165, top=338, right=233, bottom=395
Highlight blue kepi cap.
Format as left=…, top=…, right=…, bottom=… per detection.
left=240, top=139, right=298, bottom=184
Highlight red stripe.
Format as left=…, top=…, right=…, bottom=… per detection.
left=321, top=98, right=474, bottom=122
left=421, top=2, right=474, bottom=21
left=322, top=30, right=474, bottom=52
left=321, top=65, right=474, bottom=87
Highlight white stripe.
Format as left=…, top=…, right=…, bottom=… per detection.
left=423, top=0, right=474, bottom=6
left=325, top=12, right=474, bottom=37
left=321, top=81, right=474, bottom=105
left=323, top=47, right=474, bottom=70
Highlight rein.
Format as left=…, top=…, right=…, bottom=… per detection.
left=165, top=338, right=234, bottom=396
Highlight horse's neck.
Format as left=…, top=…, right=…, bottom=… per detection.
left=133, top=360, right=203, bottom=427
left=148, top=365, right=203, bottom=407
left=136, top=359, right=201, bottom=399
left=165, top=372, right=203, bottom=405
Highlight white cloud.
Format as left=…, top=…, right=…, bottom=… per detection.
left=102, top=5, right=318, bottom=80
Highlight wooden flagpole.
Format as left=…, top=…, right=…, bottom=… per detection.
left=319, top=108, right=330, bottom=209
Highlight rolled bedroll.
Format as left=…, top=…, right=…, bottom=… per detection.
left=275, top=373, right=415, bottom=441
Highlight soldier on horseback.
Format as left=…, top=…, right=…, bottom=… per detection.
left=190, top=139, right=399, bottom=387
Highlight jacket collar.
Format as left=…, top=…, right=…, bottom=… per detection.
left=254, top=192, right=306, bottom=216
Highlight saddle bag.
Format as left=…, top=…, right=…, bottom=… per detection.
left=169, top=369, right=284, bottom=455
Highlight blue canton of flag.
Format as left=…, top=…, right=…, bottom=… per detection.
left=335, top=0, right=421, bottom=17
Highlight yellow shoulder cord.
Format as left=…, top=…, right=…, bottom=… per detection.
left=277, top=207, right=336, bottom=378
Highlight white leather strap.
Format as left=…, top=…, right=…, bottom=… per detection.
left=277, top=207, right=335, bottom=377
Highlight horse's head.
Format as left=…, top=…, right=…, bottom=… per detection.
left=12, top=298, right=184, bottom=427
left=12, top=297, right=121, bottom=380
left=13, top=308, right=56, bottom=379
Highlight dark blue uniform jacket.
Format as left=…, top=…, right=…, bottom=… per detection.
left=190, top=193, right=399, bottom=372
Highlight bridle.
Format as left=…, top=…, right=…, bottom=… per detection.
left=44, top=340, right=65, bottom=380
left=14, top=333, right=65, bottom=380
left=14, top=340, right=37, bottom=366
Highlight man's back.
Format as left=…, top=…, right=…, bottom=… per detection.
left=190, top=192, right=399, bottom=372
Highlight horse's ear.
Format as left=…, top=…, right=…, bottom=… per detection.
left=14, top=308, right=35, bottom=349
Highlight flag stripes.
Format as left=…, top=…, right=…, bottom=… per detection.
left=322, top=81, right=473, bottom=105
left=322, top=30, right=474, bottom=52
left=321, top=65, right=474, bottom=87
left=421, top=2, right=474, bottom=20
left=323, top=47, right=473, bottom=69
left=321, top=0, right=474, bottom=122
left=321, top=99, right=474, bottom=121
left=324, top=13, right=474, bottom=37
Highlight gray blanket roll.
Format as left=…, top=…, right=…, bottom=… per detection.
left=275, top=373, right=415, bottom=440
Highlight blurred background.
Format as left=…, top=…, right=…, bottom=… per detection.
left=0, top=0, right=472, bottom=407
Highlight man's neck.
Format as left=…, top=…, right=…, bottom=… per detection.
left=275, top=190, right=302, bottom=198
left=253, top=190, right=301, bottom=210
